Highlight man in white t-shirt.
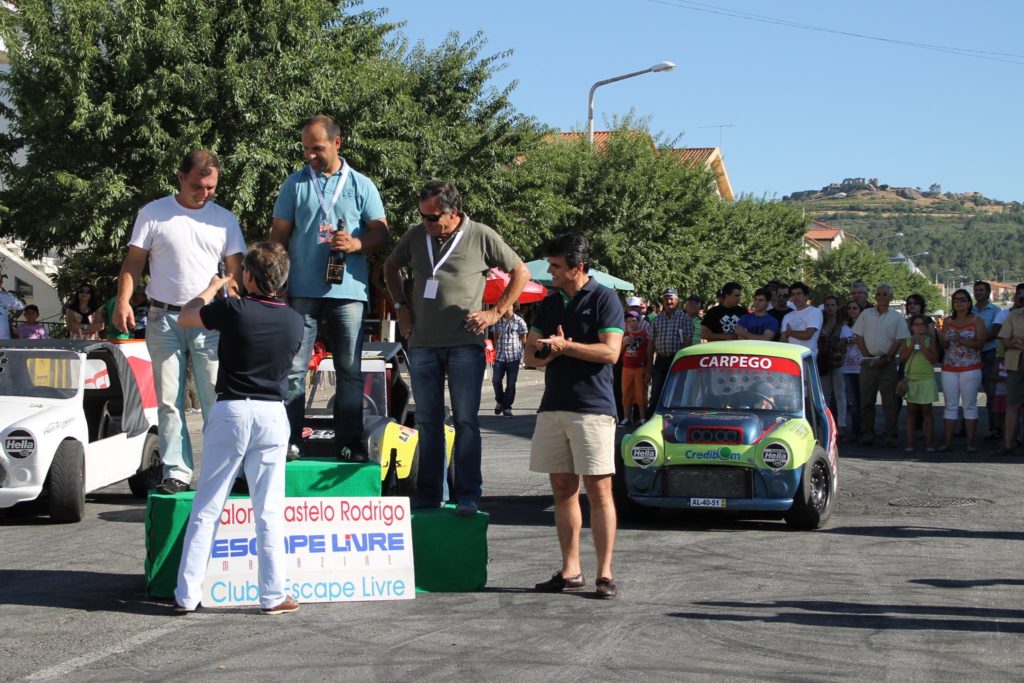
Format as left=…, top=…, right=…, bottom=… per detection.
left=780, top=281, right=822, bottom=356
left=114, top=150, right=246, bottom=494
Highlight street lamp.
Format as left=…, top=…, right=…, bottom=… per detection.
left=934, top=267, right=955, bottom=285
left=908, top=251, right=929, bottom=259
left=870, top=232, right=904, bottom=248
left=588, top=61, right=676, bottom=144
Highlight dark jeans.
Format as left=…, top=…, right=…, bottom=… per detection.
left=284, top=298, right=365, bottom=451
left=844, top=372, right=861, bottom=438
left=409, top=345, right=486, bottom=506
left=492, top=359, right=521, bottom=408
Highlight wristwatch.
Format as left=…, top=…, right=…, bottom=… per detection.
left=393, top=300, right=408, bottom=311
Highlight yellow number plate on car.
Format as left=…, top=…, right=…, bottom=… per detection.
left=689, top=498, right=726, bottom=508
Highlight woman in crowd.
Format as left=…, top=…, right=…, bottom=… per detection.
left=840, top=299, right=867, bottom=441
left=938, top=289, right=986, bottom=452
left=818, top=295, right=847, bottom=437
left=900, top=314, right=940, bottom=452
left=64, top=282, right=101, bottom=340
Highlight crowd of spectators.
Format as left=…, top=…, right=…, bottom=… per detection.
left=616, top=279, right=1024, bottom=454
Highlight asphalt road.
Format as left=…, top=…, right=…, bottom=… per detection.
left=2, top=369, right=1023, bottom=682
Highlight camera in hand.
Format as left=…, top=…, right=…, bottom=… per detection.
left=535, top=343, right=553, bottom=360
left=325, top=219, right=346, bottom=284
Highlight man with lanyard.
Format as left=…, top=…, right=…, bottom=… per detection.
left=526, top=234, right=624, bottom=599
left=646, top=288, right=693, bottom=417
left=384, top=181, right=529, bottom=516
left=270, top=114, right=389, bottom=462
left=972, top=280, right=1002, bottom=440
left=114, top=150, right=245, bottom=494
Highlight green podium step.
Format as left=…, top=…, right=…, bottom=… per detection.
left=144, top=459, right=488, bottom=597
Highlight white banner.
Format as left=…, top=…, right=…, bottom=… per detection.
left=202, top=497, right=415, bottom=607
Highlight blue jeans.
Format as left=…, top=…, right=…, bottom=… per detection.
left=844, top=372, right=862, bottom=438
left=284, top=298, right=365, bottom=451
left=408, top=345, right=485, bottom=506
left=146, top=307, right=219, bottom=481
left=492, top=359, right=521, bottom=409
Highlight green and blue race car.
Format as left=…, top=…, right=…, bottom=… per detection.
left=617, top=340, right=838, bottom=529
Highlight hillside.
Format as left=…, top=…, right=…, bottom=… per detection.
left=784, top=179, right=1024, bottom=285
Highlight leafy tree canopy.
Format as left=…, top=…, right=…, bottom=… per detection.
left=805, top=241, right=941, bottom=312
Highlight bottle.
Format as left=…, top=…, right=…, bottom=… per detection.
left=325, top=218, right=345, bottom=284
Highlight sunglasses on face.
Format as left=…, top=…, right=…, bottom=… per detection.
left=79, top=289, right=92, bottom=294
left=419, top=211, right=448, bottom=223
left=953, top=297, right=969, bottom=302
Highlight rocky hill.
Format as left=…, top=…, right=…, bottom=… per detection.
left=783, top=179, right=1024, bottom=285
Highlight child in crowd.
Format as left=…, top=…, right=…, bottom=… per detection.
left=900, top=314, right=939, bottom=452
left=620, top=311, right=650, bottom=426
left=15, top=305, right=48, bottom=339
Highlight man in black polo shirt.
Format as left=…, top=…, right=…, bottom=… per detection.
left=172, top=242, right=304, bottom=615
left=525, top=234, right=624, bottom=600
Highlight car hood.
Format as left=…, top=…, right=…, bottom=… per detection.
left=0, top=398, right=63, bottom=432
left=662, top=411, right=784, bottom=446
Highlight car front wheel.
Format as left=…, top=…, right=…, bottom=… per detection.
left=784, top=447, right=833, bottom=530
left=48, top=440, right=86, bottom=523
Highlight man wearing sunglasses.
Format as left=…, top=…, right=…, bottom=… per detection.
left=270, top=114, right=389, bottom=463
left=384, top=181, right=529, bottom=516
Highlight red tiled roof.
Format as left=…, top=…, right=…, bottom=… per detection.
left=665, top=148, right=717, bottom=164
left=805, top=220, right=841, bottom=241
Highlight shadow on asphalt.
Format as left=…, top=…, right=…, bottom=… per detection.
left=0, top=569, right=169, bottom=614
left=822, top=525, right=1024, bottom=541
left=910, top=578, right=1024, bottom=588
left=672, top=599, right=1024, bottom=633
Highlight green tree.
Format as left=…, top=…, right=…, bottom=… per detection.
left=806, top=242, right=941, bottom=311
left=504, top=121, right=808, bottom=303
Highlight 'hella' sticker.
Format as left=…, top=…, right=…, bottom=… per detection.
left=4, top=430, right=36, bottom=459
left=762, top=444, right=789, bottom=469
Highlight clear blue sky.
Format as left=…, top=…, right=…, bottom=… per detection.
left=363, top=0, right=1023, bottom=202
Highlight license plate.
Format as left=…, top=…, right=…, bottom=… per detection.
left=689, top=497, right=726, bottom=508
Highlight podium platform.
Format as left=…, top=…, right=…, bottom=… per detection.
left=145, top=458, right=488, bottom=597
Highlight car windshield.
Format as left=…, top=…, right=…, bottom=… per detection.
left=306, top=356, right=388, bottom=418
left=0, top=349, right=81, bottom=399
left=660, top=353, right=803, bottom=414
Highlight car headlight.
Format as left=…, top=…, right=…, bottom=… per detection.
left=761, top=442, right=790, bottom=469
left=3, top=430, right=36, bottom=459
left=630, top=440, right=658, bottom=467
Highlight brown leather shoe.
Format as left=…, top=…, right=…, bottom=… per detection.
left=595, top=577, right=618, bottom=599
left=535, top=571, right=585, bottom=592
left=261, top=596, right=300, bottom=615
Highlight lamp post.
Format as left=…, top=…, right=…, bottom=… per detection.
left=870, top=232, right=904, bottom=249
left=588, top=61, right=676, bottom=144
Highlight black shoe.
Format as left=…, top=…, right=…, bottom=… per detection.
left=338, top=446, right=369, bottom=463
left=494, top=403, right=503, bottom=415
left=503, top=408, right=513, bottom=418
left=157, top=478, right=190, bottom=495
left=535, top=571, right=585, bottom=593
left=286, top=444, right=302, bottom=462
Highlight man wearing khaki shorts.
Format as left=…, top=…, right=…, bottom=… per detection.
left=525, top=234, right=624, bottom=599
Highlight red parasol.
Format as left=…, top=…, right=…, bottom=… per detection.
left=483, top=268, right=547, bottom=305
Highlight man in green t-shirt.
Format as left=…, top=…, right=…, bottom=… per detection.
left=384, top=181, right=530, bottom=516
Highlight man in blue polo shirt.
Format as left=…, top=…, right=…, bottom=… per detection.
left=526, top=234, right=624, bottom=600
left=270, top=114, right=389, bottom=462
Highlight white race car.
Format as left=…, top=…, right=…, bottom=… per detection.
left=0, top=339, right=160, bottom=522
